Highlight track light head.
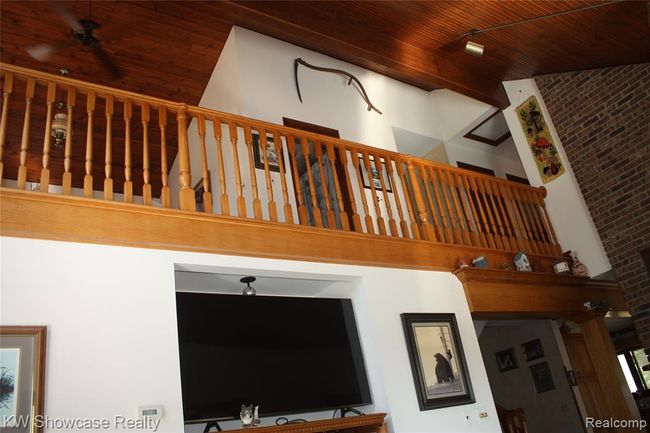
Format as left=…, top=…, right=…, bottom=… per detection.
left=465, top=40, right=485, bottom=57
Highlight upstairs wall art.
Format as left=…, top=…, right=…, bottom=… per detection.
left=515, top=96, right=565, bottom=184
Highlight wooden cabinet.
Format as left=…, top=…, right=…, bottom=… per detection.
left=223, top=413, right=387, bottom=433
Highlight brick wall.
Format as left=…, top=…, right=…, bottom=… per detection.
left=535, top=64, right=650, bottom=349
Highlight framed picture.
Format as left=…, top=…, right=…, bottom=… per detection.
left=401, top=313, right=475, bottom=410
left=522, top=339, right=544, bottom=362
left=252, top=132, right=282, bottom=172
left=495, top=348, right=519, bottom=372
left=0, top=326, right=47, bottom=432
left=358, top=155, right=392, bottom=193
left=530, top=361, right=555, bottom=393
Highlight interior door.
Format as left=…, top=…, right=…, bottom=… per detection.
left=563, top=332, right=610, bottom=432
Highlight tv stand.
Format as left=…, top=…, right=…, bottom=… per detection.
left=223, top=413, right=387, bottom=433
left=340, top=407, right=364, bottom=418
left=204, top=421, right=223, bottom=432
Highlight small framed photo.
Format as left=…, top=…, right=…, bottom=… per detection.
left=252, top=132, right=282, bottom=172
left=0, top=326, right=47, bottom=432
left=495, top=348, right=519, bottom=372
left=358, top=155, right=392, bottom=193
left=401, top=313, right=475, bottom=410
left=522, top=339, right=544, bottom=362
left=530, top=361, right=555, bottom=393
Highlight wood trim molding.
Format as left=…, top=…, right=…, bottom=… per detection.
left=223, top=413, right=386, bottom=433
left=454, top=268, right=628, bottom=319
left=0, top=188, right=561, bottom=272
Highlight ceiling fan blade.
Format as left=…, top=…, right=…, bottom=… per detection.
left=26, top=39, right=77, bottom=62
left=92, top=45, right=123, bottom=80
left=50, top=0, right=84, bottom=33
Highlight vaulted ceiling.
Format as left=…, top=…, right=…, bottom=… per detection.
left=0, top=1, right=648, bottom=191
left=2, top=1, right=649, bottom=108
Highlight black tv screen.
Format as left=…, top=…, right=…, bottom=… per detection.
left=175, top=292, right=372, bottom=423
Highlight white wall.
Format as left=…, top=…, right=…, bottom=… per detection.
left=0, top=236, right=500, bottom=433
left=479, top=320, right=584, bottom=433
left=502, top=79, right=610, bottom=275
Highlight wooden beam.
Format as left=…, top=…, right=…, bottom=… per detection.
left=454, top=268, right=629, bottom=319
left=0, top=188, right=560, bottom=272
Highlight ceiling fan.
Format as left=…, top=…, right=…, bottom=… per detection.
left=26, top=0, right=125, bottom=80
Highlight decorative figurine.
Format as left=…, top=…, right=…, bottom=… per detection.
left=501, top=262, right=511, bottom=271
left=553, top=259, right=571, bottom=274
left=472, top=256, right=488, bottom=268
left=240, top=404, right=256, bottom=427
left=458, top=258, right=469, bottom=269
left=564, top=251, right=589, bottom=277
left=513, top=252, right=532, bottom=272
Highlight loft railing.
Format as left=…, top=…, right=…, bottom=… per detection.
left=0, top=63, right=561, bottom=257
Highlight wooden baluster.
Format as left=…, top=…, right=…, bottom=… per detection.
left=104, top=95, right=114, bottom=200
left=502, top=183, right=531, bottom=252
left=0, top=72, right=14, bottom=181
left=39, top=82, right=56, bottom=192
left=426, top=166, right=449, bottom=242
left=326, top=142, right=349, bottom=231
left=228, top=120, right=246, bottom=217
left=484, top=179, right=513, bottom=251
left=362, top=151, right=387, bottom=235
left=406, top=159, right=435, bottom=241
left=123, top=99, right=133, bottom=203
left=436, top=167, right=465, bottom=244
left=373, top=153, right=398, bottom=236
left=497, top=183, right=524, bottom=251
left=524, top=188, right=552, bottom=255
left=476, top=177, right=503, bottom=249
left=491, top=180, right=520, bottom=251
left=445, top=169, right=471, bottom=245
left=384, top=156, right=407, bottom=237
left=158, top=106, right=170, bottom=207
left=83, top=91, right=95, bottom=198
left=521, top=188, right=547, bottom=254
left=338, top=146, right=363, bottom=232
left=141, top=103, right=153, bottom=205
left=62, top=87, right=76, bottom=195
left=212, top=117, right=229, bottom=215
left=176, top=106, right=195, bottom=211
left=536, top=187, right=562, bottom=255
left=350, top=150, right=373, bottom=233
left=460, top=173, right=488, bottom=248
left=196, top=113, right=212, bottom=212
left=287, top=134, right=308, bottom=225
left=272, top=130, right=294, bottom=224
left=470, top=176, right=497, bottom=249
left=244, top=125, right=263, bottom=219
left=259, top=127, right=278, bottom=221
left=418, top=165, right=442, bottom=242
left=300, top=135, right=323, bottom=227
left=17, top=78, right=35, bottom=189
left=455, top=173, right=480, bottom=247
left=395, top=159, right=420, bottom=240
left=314, top=140, right=335, bottom=228
left=511, top=186, right=540, bottom=254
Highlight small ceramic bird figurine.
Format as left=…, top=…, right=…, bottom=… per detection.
left=565, top=251, right=589, bottom=277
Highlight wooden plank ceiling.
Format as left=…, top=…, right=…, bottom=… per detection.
left=1, top=1, right=648, bottom=192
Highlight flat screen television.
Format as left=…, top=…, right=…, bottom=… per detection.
left=176, top=292, right=372, bottom=423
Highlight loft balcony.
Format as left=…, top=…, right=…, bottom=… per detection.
left=1, top=61, right=624, bottom=317
left=0, top=63, right=568, bottom=274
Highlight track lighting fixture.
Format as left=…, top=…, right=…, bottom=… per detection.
left=241, top=276, right=257, bottom=296
left=464, top=38, right=484, bottom=57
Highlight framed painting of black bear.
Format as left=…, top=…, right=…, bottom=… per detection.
left=401, top=313, right=475, bottom=410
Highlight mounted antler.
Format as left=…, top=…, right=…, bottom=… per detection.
left=294, top=58, right=382, bottom=115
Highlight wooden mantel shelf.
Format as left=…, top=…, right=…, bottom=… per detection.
left=223, top=413, right=387, bottom=433
left=454, top=268, right=628, bottom=319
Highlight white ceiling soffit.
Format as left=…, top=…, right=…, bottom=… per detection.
left=392, top=126, right=442, bottom=157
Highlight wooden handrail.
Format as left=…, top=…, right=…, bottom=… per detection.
left=0, top=62, right=563, bottom=259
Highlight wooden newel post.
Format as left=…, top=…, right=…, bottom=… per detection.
left=406, top=160, right=435, bottom=241
left=176, top=106, right=196, bottom=211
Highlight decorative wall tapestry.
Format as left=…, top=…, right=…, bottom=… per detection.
left=515, top=96, right=565, bottom=183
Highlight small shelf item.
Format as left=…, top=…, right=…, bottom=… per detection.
left=222, top=413, right=387, bottom=433
left=472, top=256, right=488, bottom=268
left=513, top=251, right=532, bottom=272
